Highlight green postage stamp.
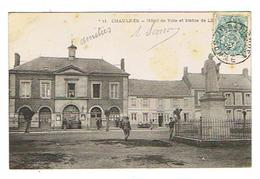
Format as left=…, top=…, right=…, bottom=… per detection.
left=212, top=12, right=251, bottom=64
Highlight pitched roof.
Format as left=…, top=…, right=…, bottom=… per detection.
left=10, top=57, right=129, bottom=75
left=129, top=79, right=191, bottom=97
left=186, top=73, right=251, bottom=90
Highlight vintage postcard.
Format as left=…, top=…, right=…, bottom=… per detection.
left=9, top=12, right=251, bottom=169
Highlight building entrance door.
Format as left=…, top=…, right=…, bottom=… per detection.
left=63, top=105, right=80, bottom=129
left=39, top=107, right=52, bottom=129
left=90, top=107, right=102, bottom=128
left=158, top=113, right=164, bottom=127
left=109, top=107, right=120, bottom=127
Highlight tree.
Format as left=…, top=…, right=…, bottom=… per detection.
left=173, top=108, right=182, bottom=121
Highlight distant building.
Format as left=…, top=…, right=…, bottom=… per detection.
left=127, top=66, right=251, bottom=127
left=128, top=79, right=193, bottom=127
left=182, top=67, right=251, bottom=121
left=9, top=44, right=129, bottom=130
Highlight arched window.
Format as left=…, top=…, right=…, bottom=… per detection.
left=90, top=107, right=102, bottom=118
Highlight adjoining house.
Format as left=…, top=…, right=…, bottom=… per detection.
left=128, top=79, right=193, bottom=128
left=127, top=67, right=251, bottom=128
left=9, top=43, right=129, bottom=130
left=182, top=67, right=251, bottom=121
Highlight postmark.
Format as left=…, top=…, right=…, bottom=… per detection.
left=212, top=14, right=251, bottom=64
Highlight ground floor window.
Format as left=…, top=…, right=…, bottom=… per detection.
left=131, top=113, right=137, bottom=121
left=235, top=109, right=243, bottom=121
left=226, top=109, right=233, bottom=121
left=143, top=113, right=148, bottom=122
left=246, top=110, right=251, bottom=120
left=158, top=113, right=164, bottom=127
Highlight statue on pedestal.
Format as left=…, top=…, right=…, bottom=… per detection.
left=203, top=53, right=221, bottom=92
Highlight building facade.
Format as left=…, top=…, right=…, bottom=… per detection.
left=9, top=44, right=129, bottom=130
left=182, top=67, right=251, bottom=121
left=128, top=79, right=193, bottom=127
left=127, top=67, right=251, bottom=127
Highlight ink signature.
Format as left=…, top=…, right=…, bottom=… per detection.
left=131, top=22, right=180, bottom=52
left=80, top=26, right=111, bottom=46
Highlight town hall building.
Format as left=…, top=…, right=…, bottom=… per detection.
left=9, top=44, right=129, bottom=130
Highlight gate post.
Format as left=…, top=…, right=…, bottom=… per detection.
left=199, top=117, right=203, bottom=140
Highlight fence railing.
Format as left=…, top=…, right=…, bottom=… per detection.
left=175, top=118, right=251, bottom=140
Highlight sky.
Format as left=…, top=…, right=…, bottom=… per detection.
left=8, top=12, right=251, bottom=80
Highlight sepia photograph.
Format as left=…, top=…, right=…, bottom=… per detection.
left=8, top=12, right=251, bottom=169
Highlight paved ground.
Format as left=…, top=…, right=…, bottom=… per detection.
left=9, top=129, right=251, bottom=169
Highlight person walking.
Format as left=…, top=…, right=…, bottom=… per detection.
left=121, top=116, right=131, bottom=141
left=168, top=116, right=176, bottom=140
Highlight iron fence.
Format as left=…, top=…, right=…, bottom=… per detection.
left=175, top=118, right=251, bottom=140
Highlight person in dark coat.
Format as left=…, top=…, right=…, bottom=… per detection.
left=23, top=110, right=35, bottom=133
left=168, top=117, right=176, bottom=140
left=150, top=119, right=154, bottom=130
left=119, top=118, right=123, bottom=129
left=115, top=118, right=119, bottom=127
left=99, top=118, right=102, bottom=128
left=62, top=118, right=67, bottom=130
left=96, top=118, right=100, bottom=130
left=121, top=116, right=131, bottom=141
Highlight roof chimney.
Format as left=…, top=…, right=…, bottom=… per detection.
left=183, top=66, right=188, bottom=76
left=121, top=58, right=125, bottom=71
left=14, top=53, right=20, bottom=67
left=68, top=41, right=77, bottom=60
left=242, top=68, right=249, bottom=78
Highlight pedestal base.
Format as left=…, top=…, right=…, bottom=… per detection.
left=200, top=92, right=230, bottom=140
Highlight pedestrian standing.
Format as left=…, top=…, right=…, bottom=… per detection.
left=168, top=117, right=176, bottom=140
left=25, top=118, right=31, bottom=133
left=96, top=118, right=100, bottom=130
left=62, top=118, right=67, bottom=130
left=23, top=110, right=35, bottom=134
left=150, top=119, right=154, bottom=130
left=99, top=118, right=102, bottom=128
left=119, top=118, right=123, bottom=129
left=121, top=116, right=131, bottom=141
